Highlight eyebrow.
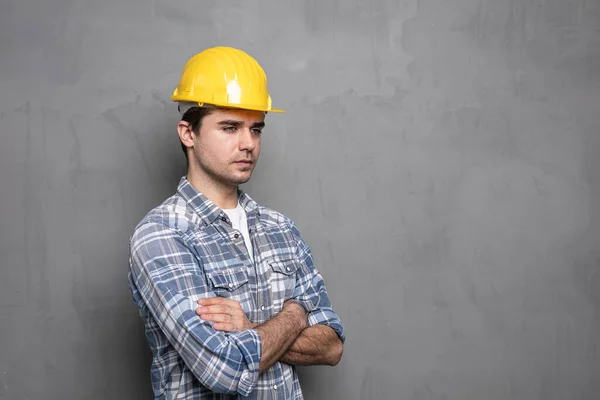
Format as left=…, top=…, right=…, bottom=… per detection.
left=218, top=119, right=265, bottom=129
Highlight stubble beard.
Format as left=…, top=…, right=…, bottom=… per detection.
left=198, top=159, right=254, bottom=188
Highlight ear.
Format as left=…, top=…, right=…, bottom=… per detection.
left=177, top=121, right=195, bottom=150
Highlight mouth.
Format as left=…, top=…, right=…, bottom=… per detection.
left=234, top=160, right=254, bottom=166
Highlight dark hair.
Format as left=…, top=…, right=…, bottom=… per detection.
left=179, top=106, right=217, bottom=161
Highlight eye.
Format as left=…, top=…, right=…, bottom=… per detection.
left=251, top=128, right=263, bottom=135
left=223, top=126, right=237, bottom=132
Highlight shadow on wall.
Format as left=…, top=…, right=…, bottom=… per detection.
left=572, top=119, right=600, bottom=327
left=74, top=91, right=185, bottom=397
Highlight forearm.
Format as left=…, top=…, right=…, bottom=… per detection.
left=279, top=325, right=343, bottom=366
left=254, top=301, right=307, bottom=373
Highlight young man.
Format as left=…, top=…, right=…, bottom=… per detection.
left=128, top=46, right=345, bottom=399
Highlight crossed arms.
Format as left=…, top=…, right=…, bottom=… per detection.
left=196, top=296, right=343, bottom=372
left=129, top=221, right=345, bottom=396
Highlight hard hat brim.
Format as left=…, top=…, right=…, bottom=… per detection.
left=173, top=99, right=285, bottom=114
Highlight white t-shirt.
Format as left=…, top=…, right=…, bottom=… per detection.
left=223, top=202, right=254, bottom=261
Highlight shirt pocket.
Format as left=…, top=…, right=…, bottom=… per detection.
left=268, top=258, right=300, bottom=305
left=206, top=268, right=250, bottom=299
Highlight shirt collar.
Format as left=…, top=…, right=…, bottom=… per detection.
left=176, top=176, right=260, bottom=226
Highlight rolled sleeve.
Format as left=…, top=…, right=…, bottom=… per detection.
left=129, top=222, right=262, bottom=395
left=289, top=223, right=346, bottom=343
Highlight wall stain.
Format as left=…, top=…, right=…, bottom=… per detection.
left=101, top=106, right=151, bottom=179
left=68, top=119, right=81, bottom=188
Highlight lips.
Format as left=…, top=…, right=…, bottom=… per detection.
left=234, top=160, right=254, bottom=167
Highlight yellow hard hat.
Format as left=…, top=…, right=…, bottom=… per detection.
left=171, top=46, right=284, bottom=113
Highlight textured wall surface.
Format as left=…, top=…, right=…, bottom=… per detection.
left=1, top=1, right=599, bottom=399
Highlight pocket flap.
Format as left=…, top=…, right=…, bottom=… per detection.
left=207, top=269, right=249, bottom=291
left=269, top=259, right=299, bottom=276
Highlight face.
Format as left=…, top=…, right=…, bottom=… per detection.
left=180, top=108, right=265, bottom=188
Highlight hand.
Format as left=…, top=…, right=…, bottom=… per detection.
left=196, top=297, right=256, bottom=332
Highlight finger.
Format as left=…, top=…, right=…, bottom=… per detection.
left=197, top=305, right=230, bottom=314
left=197, top=297, right=225, bottom=306
left=200, top=313, right=231, bottom=323
left=198, top=297, right=242, bottom=309
left=212, top=322, right=236, bottom=332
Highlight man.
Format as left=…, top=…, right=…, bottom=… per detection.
left=128, top=46, right=345, bottom=399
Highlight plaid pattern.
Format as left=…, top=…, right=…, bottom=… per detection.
left=128, top=177, right=345, bottom=399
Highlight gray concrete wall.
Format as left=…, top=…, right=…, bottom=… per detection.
left=1, top=0, right=599, bottom=399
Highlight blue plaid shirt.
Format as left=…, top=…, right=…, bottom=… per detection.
left=128, top=177, right=345, bottom=399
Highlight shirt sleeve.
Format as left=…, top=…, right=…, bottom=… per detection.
left=128, top=221, right=261, bottom=396
left=289, top=222, right=346, bottom=343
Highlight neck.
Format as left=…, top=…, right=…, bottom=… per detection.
left=186, top=166, right=239, bottom=210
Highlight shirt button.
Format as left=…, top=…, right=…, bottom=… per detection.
left=234, top=233, right=240, bottom=239
left=221, top=217, right=227, bottom=221
left=261, top=305, right=265, bottom=311
left=286, top=267, right=291, bottom=272
left=268, top=284, right=272, bottom=289
left=273, top=385, right=277, bottom=390
left=228, top=283, right=233, bottom=288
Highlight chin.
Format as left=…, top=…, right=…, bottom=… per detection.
left=230, top=174, right=252, bottom=185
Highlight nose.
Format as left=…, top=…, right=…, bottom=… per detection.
left=238, top=127, right=257, bottom=152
